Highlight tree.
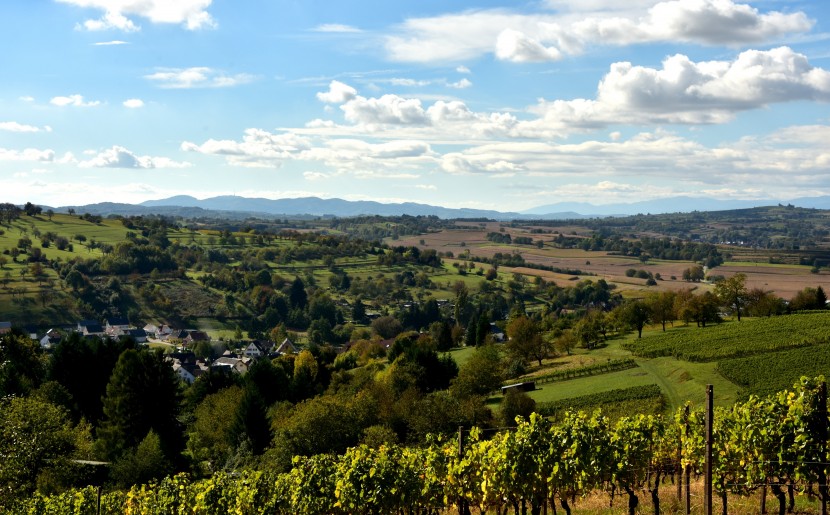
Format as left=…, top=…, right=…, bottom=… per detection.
left=229, top=386, right=272, bottom=456
left=48, top=333, right=135, bottom=424
left=186, top=386, right=243, bottom=473
left=714, top=273, right=748, bottom=321
left=745, top=288, right=784, bottom=317
left=506, top=315, right=551, bottom=366
left=96, top=349, right=183, bottom=462
left=289, top=276, right=308, bottom=310
left=109, top=430, right=171, bottom=488
left=621, top=300, right=651, bottom=338
left=451, top=343, right=504, bottom=398
left=0, top=329, right=45, bottom=397
left=645, top=291, right=676, bottom=331
left=573, top=309, right=606, bottom=349
left=682, top=265, right=705, bottom=282
left=0, top=396, right=91, bottom=507
left=554, top=329, right=577, bottom=356
left=500, top=389, right=536, bottom=427
left=371, top=315, right=403, bottom=339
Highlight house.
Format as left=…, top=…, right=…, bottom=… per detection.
left=105, top=317, right=130, bottom=335
left=143, top=323, right=159, bottom=337
left=243, top=341, right=265, bottom=359
left=184, top=330, right=210, bottom=346
left=0, top=321, right=12, bottom=335
left=39, top=329, right=62, bottom=349
left=172, top=362, right=196, bottom=384
left=167, top=352, right=206, bottom=384
left=77, top=320, right=104, bottom=337
left=121, top=328, right=147, bottom=344
left=274, top=338, right=299, bottom=355
left=211, top=356, right=251, bottom=375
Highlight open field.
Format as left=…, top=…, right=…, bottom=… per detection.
left=395, top=225, right=830, bottom=300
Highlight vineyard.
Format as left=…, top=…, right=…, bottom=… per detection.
left=622, top=312, right=830, bottom=362
left=13, top=378, right=829, bottom=515
left=718, top=344, right=830, bottom=399
left=519, top=359, right=638, bottom=386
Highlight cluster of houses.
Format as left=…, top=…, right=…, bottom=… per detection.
left=0, top=317, right=299, bottom=386
left=170, top=337, right=299, bottom=384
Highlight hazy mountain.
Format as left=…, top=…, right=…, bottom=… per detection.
left=523, top=196, right=830, bottom=217
left=58, top=194, right=830, bottom=221
left=138, top=195, right=536, bottom=219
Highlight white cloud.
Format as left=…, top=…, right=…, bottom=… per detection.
left=524, top=47, right=830, bottom=133
left=388, top=78, right=431, bottom=87
left=93, top=40, right=128, bottom=45
left=58, top=0, right=215, bottom=30
left=312, top=24, right=362, bottom=33
left=0, top=122, right=50, bottom=133
left=182, top=129, right=313, bottom=168
left=456, top=65, right=471, bottom=74
left=50, top=94, right=101, bottom=107
left=123, top=98, right=144, bottom=108
left=383, top=0, right=812, bottom=63
left=79, top=10, right=139, bottom=32
left=79, top=145, right=192, bottom=169
left=341, top=94, right=429, bottom=126
left=416, top=184, right=437, bottom=190
left=0, top=148, right=56, bottom=162
left=19, top=96, right=34, bottom=102
left=144, top=67, right=255, bottom=89
left=495, top=29, right=562, bottom=62
left=316, top=80, right=358, bottom=103
left=448, top=78, right=473, bottom=89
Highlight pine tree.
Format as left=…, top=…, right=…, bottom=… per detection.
left=97, top=349, right=182, bottom=462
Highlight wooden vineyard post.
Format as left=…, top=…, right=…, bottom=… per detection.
left=819, top=382, right=828, bottom=515
left=704, top=385, right=713, bottom=515
left=684, top=404, right=691, bottom=515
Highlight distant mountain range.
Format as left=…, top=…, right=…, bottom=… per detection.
left=53, top=194, right=830, bottom=220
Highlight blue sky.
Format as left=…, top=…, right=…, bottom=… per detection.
left=1, top=0, right=829, bottom=210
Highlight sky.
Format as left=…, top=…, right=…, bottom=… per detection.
left=1, top=0, right=830, bottom=211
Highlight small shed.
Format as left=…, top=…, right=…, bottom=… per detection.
left=501, top=381, right=536, bottom=395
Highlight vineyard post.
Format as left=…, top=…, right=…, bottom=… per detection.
left=819, top=381, right=828, bottom=515
left=458, top=426, right=468, bottom=515
left=683, top=404, right=691, bottom=515
left=705, top=385, right=713, bottom=515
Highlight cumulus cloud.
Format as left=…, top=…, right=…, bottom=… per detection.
left=79, top=145, right=192, bottom=169
left=79, top=10, right=139, bottom=31
left=524, top=47, right=830, bottom=133
left=144, top=67, right=255, bottom=88
left=316, top=81, right=358, bottom=103
left=383, top=0, right=812, bottom=63
left=58, top=0, right=215, bottom=30
left=93, top=40, right=128, bottom=45
left=456, top=65, right=471, bottom=74
left=123, top=98, right=144, bottom=108
left=182, top=129, right=313, bottom=168
left=495, top=29, right=562, bottom=62
left=0, top=122, right=51, bottom=133
left=447, top=78, right=472, bottom=89
left=50, top=94, right=101, bottom=107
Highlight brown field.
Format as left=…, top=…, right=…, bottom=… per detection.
left=396, top=230, right=829, bottom=300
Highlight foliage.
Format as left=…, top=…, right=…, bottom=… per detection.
left=14, top=377, right=830, bottom=515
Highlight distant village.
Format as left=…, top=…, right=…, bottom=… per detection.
left=0, top=318, right=299, bottom=385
